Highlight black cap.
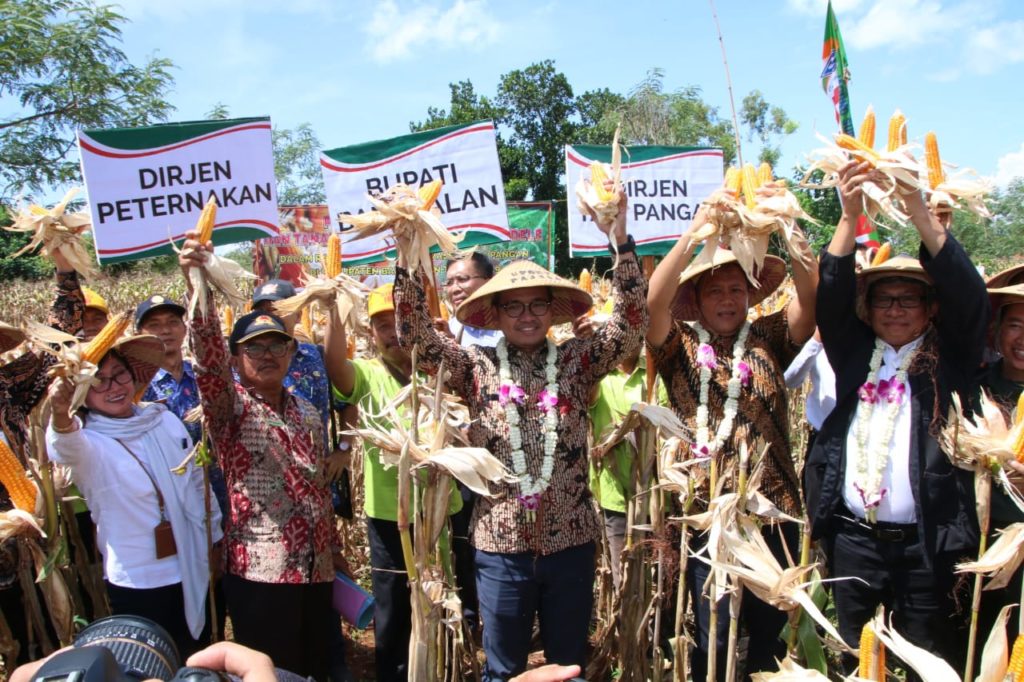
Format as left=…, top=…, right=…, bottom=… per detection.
left=252, top=279, right=297, bottom=304
left=228, top=310, right=293, bottom=354
left=134, top=295, right=186, bottom=330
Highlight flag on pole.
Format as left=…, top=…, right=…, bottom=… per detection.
left=855, top=215, right=881, bottom=248
left=821, top=0, right=855, bottom=136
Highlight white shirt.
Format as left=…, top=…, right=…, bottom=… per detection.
left=784, top=337, right=837, bottom=431
left=842, top=336, right=923, bottom=523
left=448, top=318, right=503, bottom=348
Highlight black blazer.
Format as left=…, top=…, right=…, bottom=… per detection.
left=804, top=235, right=989, bottom=559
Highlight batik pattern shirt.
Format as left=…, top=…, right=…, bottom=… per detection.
left=394, top=255, right=648, bottom=556
left=191, top=308, right=336, bottom=584
left=651, top=311, right=803, bottom=516
left=144, top=363, right=202, bottom=445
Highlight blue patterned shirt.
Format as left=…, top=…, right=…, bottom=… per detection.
left=143, top=362, right=201, bottom=445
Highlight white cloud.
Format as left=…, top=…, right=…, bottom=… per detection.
left=363, top=0, right=501, bottom=64
left=844, top=0, right=976, bottom=50
left=994, top=143, right=1024, bottom=187
left=785, top=0, right=864, bottom=15
left=965, top=21, right=1024, bottom=74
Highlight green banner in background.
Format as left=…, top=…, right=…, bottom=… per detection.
left=474, top=202, right=551, bottom=269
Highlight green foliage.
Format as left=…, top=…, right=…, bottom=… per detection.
left=273, top=123, right=326, bottom=205
left=789, top=168, right=842, bottom=253
left=740, top=90, right=799, bottom=166
left=0, top=0, right=175, bottom=197
left=0, top=205, right=51, bottom=279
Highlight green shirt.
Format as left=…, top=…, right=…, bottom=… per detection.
left=334, top=358, right=462, bottom=522
left=589, top=365, right=666, bottom=513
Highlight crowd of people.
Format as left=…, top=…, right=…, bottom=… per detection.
left=0, top=160, right=1019, bottom=682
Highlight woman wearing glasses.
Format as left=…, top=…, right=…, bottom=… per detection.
left=47, top=334, right=223, bottom=658
left=393, top=189, right=647, bottom=680
left=179, top=236, right=340, bottom=682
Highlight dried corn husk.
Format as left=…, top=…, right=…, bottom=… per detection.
left=800, top=132, right=924, bottom=227
left=272, top=273, right=370, bottom=338
left=575, top=124, right=624, bottom=232
left=928, top=166, right=993, bottom=219
left=956, top=522, right=1024, bottom=590
left=868, top=611, right=960, bottom=682
left=692, top=176, right=815, bottom=289
left=749, top=655, right=832, bottom=681
left=343, top=183, right=462, bottom=275
left=25, top=322, right=107, bottom=411
left=6, top=188, right=97, bottom=279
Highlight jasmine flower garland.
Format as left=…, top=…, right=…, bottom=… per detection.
left=692, top=321, right=751, bottom=459
left=496, top=338, right=559, bottom=520
left=852, top=337, right=916, bottom=522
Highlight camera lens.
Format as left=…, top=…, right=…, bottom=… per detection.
left=73, top=615, right=181, bottom=681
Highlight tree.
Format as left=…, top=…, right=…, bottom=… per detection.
left=0, top=0, right=175, bottom=197
left=273, top=123, right=325, bottom=205
left=740, top=90, right=799, bottom=166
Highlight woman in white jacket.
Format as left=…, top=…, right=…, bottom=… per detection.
left=47, top=334, right=222, bottom=657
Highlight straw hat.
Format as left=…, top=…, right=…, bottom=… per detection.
left=670, top=249, right=786, bottom=321
left=107, top=335, right=165, bottom=387
left=986, top=263, right=1024, bottom=290
left=854, top=254, right=934, bottom=322
left=456, top=261, right=593, bottom=330
left=987, top=283, right=1024, bottom=315
left=0, top=323, right=25, bottom=355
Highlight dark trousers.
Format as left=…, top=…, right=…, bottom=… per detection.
left=827, top=523, right=967, bottom=676
left=105, top=580, right=217, bottom=660
left=475, top=542, right=595, bottom=682
left=688, top=522, right=798, bottom=682
left=222, top=574, right=332, bottom=682
left=367, top=517, right=411, bottom=682
left=603, top=510, right=627, bottom=590
left=451, top=487, right=479, bottom=633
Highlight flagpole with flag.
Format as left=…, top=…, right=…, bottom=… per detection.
left=820, top=0, right=880, bottom=248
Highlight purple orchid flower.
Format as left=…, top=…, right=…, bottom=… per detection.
left=858, top=381, right=878, bottom=404
left=696, top=343, right=717, bottom=370
left=518, top=493, right=541, bottom=511
left=736, top=360, right=752, bottom=387
left=877, top=377, right=906, bottom=405
left=537, top=389, right=559, bottom=413
left=498, top=381, right=526, bottom=406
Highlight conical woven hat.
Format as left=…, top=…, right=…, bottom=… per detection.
left=855, top=254, right=934, bottom=322
left=456, top=260, right=593, bottom=330
left=670, top=249, right=787, bottom=321
left=987, top=263, right=1024, bottom=290
left=0, top=323, right=25, bottom=355
left=988, top=283, right=1024, bottom=314
left=107, top=334, right=165, bottom=388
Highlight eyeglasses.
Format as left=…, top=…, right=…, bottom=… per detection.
left=94, top=369, right=133, bottom=392
left=497, top=300, right=552, bottom=318
left=869, top=294, right=926, bottom=310
left=444, top=275, right=486, bottom=288
left=242, top=340, right=291, bottom=359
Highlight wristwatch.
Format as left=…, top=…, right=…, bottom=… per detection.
left=612, top=235, right=637, bottom=254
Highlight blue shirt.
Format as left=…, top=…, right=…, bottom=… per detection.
left=284, top=342, right=331, bottom=432
left=143, top=362, right=201, bottom=445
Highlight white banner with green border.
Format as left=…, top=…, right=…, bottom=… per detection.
left=77, top=116, right=279, bottom=264
left=565, top=144, right=723, bottom=258
left=320, top=120, right=509, bottom=265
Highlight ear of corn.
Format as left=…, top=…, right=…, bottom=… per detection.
left=871, top=243, right=892, bottom=267
left=925, top=131, right=945, bottom=189
left=836, top=134, right=881, bottom=162
left=1009, top=634, right=1024, bottom=680
left=417, top=180, right=443, bottom=210
left=222, top=307, right=234, bottom=337
left=757, top=162, right=773, bottom=186
left=741, top=163, right=759, bottom=210
left=724, top=166, right=742, bottom=195
left=0, top=439, right=36, bottom=513
left=196, top=196, right=218, bottom=244
left=589, top=163, right=616, bottom=202
left=346, top=336, right=356, bottom=360
left=1013, top=391, right=1024, bottom=463
left=578, top=268, right=592, bottom=294
left=325, top=233, right=343, bottom=279
left=81, top=312, right=131, bottom=365
left=858, top=106, right=876, bottom=150
left=301, top=306, right=313, bottom=339
left=858, top=623, right=886, bottom=681
left=887, top=110, right=907, bottom=152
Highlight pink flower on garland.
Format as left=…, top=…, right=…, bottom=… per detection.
left=858, top=381, right=877, bottom=404
left=877, top=377, right=905, bottom=405
left=498, top=381, right=526, bottom=406
left=696, top=343, right=717, bottom=370
left=853, top=482, right=887, bottom=510
left=518, top=493, right=542, bottom=511
left=736, top=360, right=752, bottom=387
left=537, top=389, right=558, bottom=413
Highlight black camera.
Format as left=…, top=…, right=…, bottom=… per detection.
left=32, top=615, right=228, bottom=682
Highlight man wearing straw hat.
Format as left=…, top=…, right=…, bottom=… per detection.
left=805, top=162, right=988, bottom=669
left=646, top=199, right=818, bottom=681
left=393, top=190, right=646, bottom=680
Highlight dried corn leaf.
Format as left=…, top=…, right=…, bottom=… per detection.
left=6, top=188, right=98, bottom=279
left=185, top=251, right=256, bottom=318
left=272, top=274, right=369, bottom=337
left=420, top=447, right=516, bottom=496
left=956, top=522, right=1024, bottom=590
left=978, top=604, right=1012, bottom=682
left=750, top=656, right=831, bottom=682
left=868, top=611, right=960, bottom=682
left=343, top=184, right=462, bottom=275
left=25, top=322, right=104, bottom=412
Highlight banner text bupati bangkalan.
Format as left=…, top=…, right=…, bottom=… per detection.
left=253, top=203, right=552, bottom=288
left=78, top=117, right=279, bottom=264
left=565, top=144, right=723, bottom=259
left=320, top=121, right=509, bottom=265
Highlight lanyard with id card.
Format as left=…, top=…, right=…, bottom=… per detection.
left=117, top=439, right=177, bottom=559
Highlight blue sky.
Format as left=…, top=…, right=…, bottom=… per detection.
left=112, top=0, right=1024, bottom=188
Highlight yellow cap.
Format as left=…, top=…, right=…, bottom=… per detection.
left=367, top=284, right=395, bottom=318
left=82, top=286, right=109, bottom=314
